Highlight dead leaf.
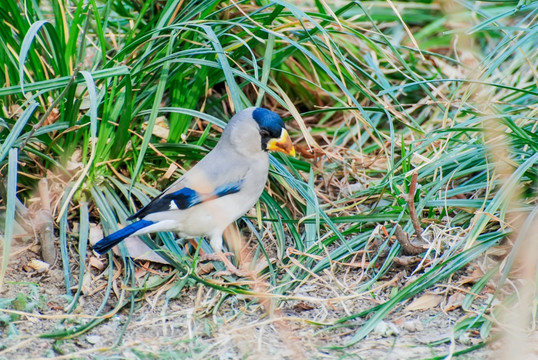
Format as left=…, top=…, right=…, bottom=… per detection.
left=144, top=116, right=169, bottom=139
left=92, top=224, right=169, bottom=264
left=443, top=291, right=466, bottom=311
left=163, top=163, right=178, bottom=180
left=293, top=302, right=314, bottom=312
left=28, top=259, right=50, bottom=273
left=45, top=108, right=60, bottom=126
left=486, top=245, right=511, bottom=257
left=66, top=149, right=82, bottom=171
left=81, top=272, right=93, bottom=295
left=89, top=256, right=105, bottom=271
left=124, top=236, right=170, bottom=264
left=134, top=266, right=148, bottom=280
left=198, top=262, right=215, bottom=275
left=460, top=267, right=485, bottom=285
left=48, top=302, right=63, bottom=311
left=405, top=294, right=443, bottom=311
left=89, top=224, right=104, bottom=246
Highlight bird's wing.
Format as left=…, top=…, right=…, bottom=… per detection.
left=127, top=178, right=244, bottom=220
left=128, top=145, right=250, bottom=221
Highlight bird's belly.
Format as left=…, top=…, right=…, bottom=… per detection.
left=169, top=192, right=257, bottom=238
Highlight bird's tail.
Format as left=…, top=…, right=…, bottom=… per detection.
left=93, top=220, right=153, bottom=254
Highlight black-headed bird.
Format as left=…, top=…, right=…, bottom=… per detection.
left=93, top=107, right=295, bottom=275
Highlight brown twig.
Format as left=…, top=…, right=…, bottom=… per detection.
left=392, top=221, right=427, bottom=255
left=389, top=171, right=427, bottom=255
left=407, top=171, right=424, bottom=241
left=392, top=255, right=423, bottom=266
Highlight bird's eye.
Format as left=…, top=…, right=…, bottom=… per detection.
left=260, top=129, right=270, bottom=137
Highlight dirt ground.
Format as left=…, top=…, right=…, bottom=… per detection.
left=2, top=240, right=517, bottom=360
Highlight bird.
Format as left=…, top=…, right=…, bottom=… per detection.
left=93, top=107, right=295, bottom=275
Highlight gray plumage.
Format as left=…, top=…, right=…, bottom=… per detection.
left=93, top=107, right=294, bottom=256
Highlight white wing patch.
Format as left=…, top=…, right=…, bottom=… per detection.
left=169, top=201, right=179, bottom=210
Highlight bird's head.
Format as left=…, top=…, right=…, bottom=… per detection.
left=224, top=107, right=295, bottom=157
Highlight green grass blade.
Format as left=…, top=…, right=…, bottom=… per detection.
left=0, top=148, right=19, bottom=290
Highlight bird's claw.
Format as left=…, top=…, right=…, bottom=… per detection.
left=197, top=251, right=249, bottom=277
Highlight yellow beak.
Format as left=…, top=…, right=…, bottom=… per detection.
left=267, top=128, right=295, bottom=157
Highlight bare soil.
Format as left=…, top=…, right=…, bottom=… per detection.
left=0, top=242, right=514, bottom=360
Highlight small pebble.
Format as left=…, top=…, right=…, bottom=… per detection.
left=374, top=321, right=399, bottom=337
left=86, top=335, right=102, bottom=345
left=402, top=320, right=424, bottom=332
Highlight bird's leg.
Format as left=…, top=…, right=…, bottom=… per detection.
left=186, top=239, right=233, bottom=261
left=200, top=234, right=248, bottom=277
left=198, top=251, right=247, bottom=277
left=212, top=251, right=249, bottom=277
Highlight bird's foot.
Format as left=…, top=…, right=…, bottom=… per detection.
left=198, top=251, right=249, bottom=277
left=214, top=253, right=250, bottom=277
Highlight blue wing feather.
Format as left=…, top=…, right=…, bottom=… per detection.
left=213, top=179, right=243, bottom=198
left=93, top=219, right=154, bottom=254
left=167, top=187, right=202, bottom=209
left=127, top=187, right=201, bottom=220
left=126, top=179, right=244, bottom=221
